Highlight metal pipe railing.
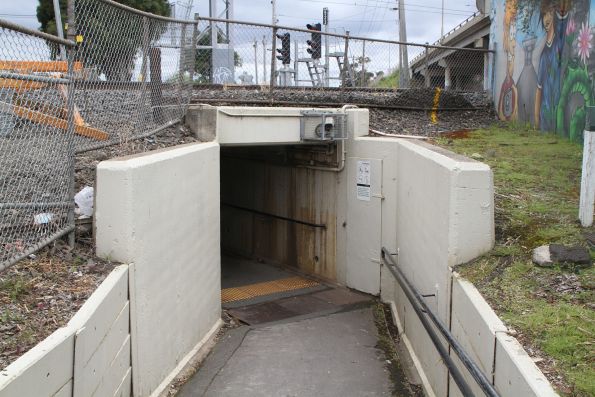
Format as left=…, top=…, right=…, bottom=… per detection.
left=381, top=247, right=500, bottom=397
left=193, top=15, right=493, bottom=55
left=222, top=202, right=327, bottom=229
left=0, top=18, right=75, bottom=47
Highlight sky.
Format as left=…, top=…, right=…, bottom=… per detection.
left=0, top=0, right=480, bottom=45
left=0, top=0, right=481, bottom=85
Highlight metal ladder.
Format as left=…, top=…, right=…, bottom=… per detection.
left=330, top=52, right=354, bottom=87
left=302, top=59, right=324, bottom=87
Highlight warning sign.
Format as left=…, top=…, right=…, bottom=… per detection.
left=356, top=160, right=371, bottom=201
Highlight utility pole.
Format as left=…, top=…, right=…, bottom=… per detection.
left=323, top=7, right=329, bottom=87
left=262, top=35, right=267, bottom=84
left=271, top=0, right=278, bottom=25
left=254, top=39, right=259, bottom=85
left=398, top=0, right=409, bottom=87
left=441, top=0, right=445, bottom=39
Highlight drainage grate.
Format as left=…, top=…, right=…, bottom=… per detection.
left=221, top=276, right=320, bottom=303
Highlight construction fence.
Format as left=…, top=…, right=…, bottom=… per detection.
left=0, top=0, right=492, bottom=272
left=0, top=0, right=194, bottom=271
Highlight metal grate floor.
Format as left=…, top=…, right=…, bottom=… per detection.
left=221, top=276, right=320, bottom=304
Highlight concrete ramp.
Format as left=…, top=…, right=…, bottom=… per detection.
left=179, top=308, right=397, bottom=397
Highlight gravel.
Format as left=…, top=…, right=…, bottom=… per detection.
left=192, top=86, right=493, bottom=109
left=192, top=86, right=496, bottom=136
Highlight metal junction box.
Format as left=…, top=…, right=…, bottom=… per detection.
left=300, top=110, right=347, bottom=141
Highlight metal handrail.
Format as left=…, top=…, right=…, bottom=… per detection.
left=381, top=247, right=500, bottom=397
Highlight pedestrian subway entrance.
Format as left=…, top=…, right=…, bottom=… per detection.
left=219, top=143, right=341, bottom=306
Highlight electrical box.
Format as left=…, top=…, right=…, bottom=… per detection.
left=300, top=110, right=347, bottom=141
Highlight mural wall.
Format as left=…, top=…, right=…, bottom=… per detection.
left=491, top=0, right=595, bottom=142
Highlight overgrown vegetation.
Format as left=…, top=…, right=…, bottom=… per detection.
left=375, top=69, right=400, bottom=89
left=437, top=124, right=594, bottom=396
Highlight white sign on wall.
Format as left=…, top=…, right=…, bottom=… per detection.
left=356, top=160, right=371, bottom=201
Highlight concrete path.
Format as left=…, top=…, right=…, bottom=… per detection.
left=178, top=308, right=394, bottom=397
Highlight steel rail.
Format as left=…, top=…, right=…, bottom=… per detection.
left=0, top=18, right=75, bottom=47
left=0, top=225, right=75, bottom=273
left=381, top=247, right=500, bottom=397
left=97, top=0, right=196, bottom=24
left=0, top=202, right=73, bottom=210
left=0, top=71, right=71, bottom=85
left=222, top=202, right=327, bottom=229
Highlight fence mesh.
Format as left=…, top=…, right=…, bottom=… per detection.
left=192, top=17, right=491, bottom=92
left=0, top=21, right=76, bottom=270
left=72, top=0, right=195, bottom=152
left=0, top=4, right=493, bottom=272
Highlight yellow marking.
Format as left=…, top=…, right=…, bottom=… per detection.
left=76, top=35, right=84, bottom=44
left=221, top=276, right=320, bottom=303
left=430, top=87, right=442, bottom=124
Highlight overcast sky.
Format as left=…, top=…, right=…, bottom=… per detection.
left=0, top=0, right=479, bottom=44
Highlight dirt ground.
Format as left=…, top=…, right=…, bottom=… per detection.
left=1, top=124, right=197, bottom=370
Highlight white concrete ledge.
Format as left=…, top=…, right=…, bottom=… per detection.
left=0, top=265, right=131, bottom=397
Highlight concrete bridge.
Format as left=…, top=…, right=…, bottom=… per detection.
left=409, top=12, right=491, bottom=92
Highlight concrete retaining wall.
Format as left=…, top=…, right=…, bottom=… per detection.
left=95, top=142, right=222, bottom=397
left=378, top=139, right=556, bottom=396
left=0, top=265, right=131, bottom=397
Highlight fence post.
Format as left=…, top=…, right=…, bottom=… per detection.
left=424, top=42, right=430, bottom=88
left=177, top=23, right=187, bottom=113
left=579, top=130, right=595, bottom=226
left=66, top=41, right=76, bottom=247
left=67, top=0, right=74, bottom=41
left=150, top=47, right=164, bottom=124
left=342, top=31, right=350, bottom=88
left=139, top=16, right=150, bottom=128
left=270, top=27, right=278, bottom=94
left=361, top=39, right=366, bottom=88
left=191, top=16, right=199, bottom=86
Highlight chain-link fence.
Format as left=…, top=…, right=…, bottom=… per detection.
left=193, top=15, right=492, bottom=92
left=0, top=19, right=77, bottom=271
left=0, top=3, right=493, bottom=272
left=0, top=0, right=195, bottom=272
left=72, top=0, right=195, bottom=152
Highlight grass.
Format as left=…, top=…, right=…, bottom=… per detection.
left=375, top=69, right=400, bottom=89
left=436, top=124, right=595, bottom=396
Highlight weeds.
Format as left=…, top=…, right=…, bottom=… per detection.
left=438, top=126, right=594, bottom=396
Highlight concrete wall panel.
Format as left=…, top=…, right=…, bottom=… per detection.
left=96, top=142, right=222, bottom=396
left=376, top=138, right=494, bottom=397
left=0, top=328, right=74, bottom=397
left=494, top=333, right=558, bottom=397
left=70, top=265, right=130, bottom=397
left=449, top=275, right=507, bottom=397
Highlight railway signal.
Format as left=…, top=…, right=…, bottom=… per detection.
left=276, top=32, right=291, bottom=65
left=306, top=23, right=322, bottom=59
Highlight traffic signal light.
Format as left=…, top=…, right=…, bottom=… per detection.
left=276, top=33, right=291, bottom=65
left=306, top=23, right=322, bottom=59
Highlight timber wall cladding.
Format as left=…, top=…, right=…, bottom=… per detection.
left=0, top=265, right=131, bottom=397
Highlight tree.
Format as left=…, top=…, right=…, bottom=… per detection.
left=350, top=56, right=374, bottom=87
left=37, top=0, right=171, bottom=80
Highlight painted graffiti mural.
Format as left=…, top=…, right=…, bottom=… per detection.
left=492, top=0, right=595, bottom=141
